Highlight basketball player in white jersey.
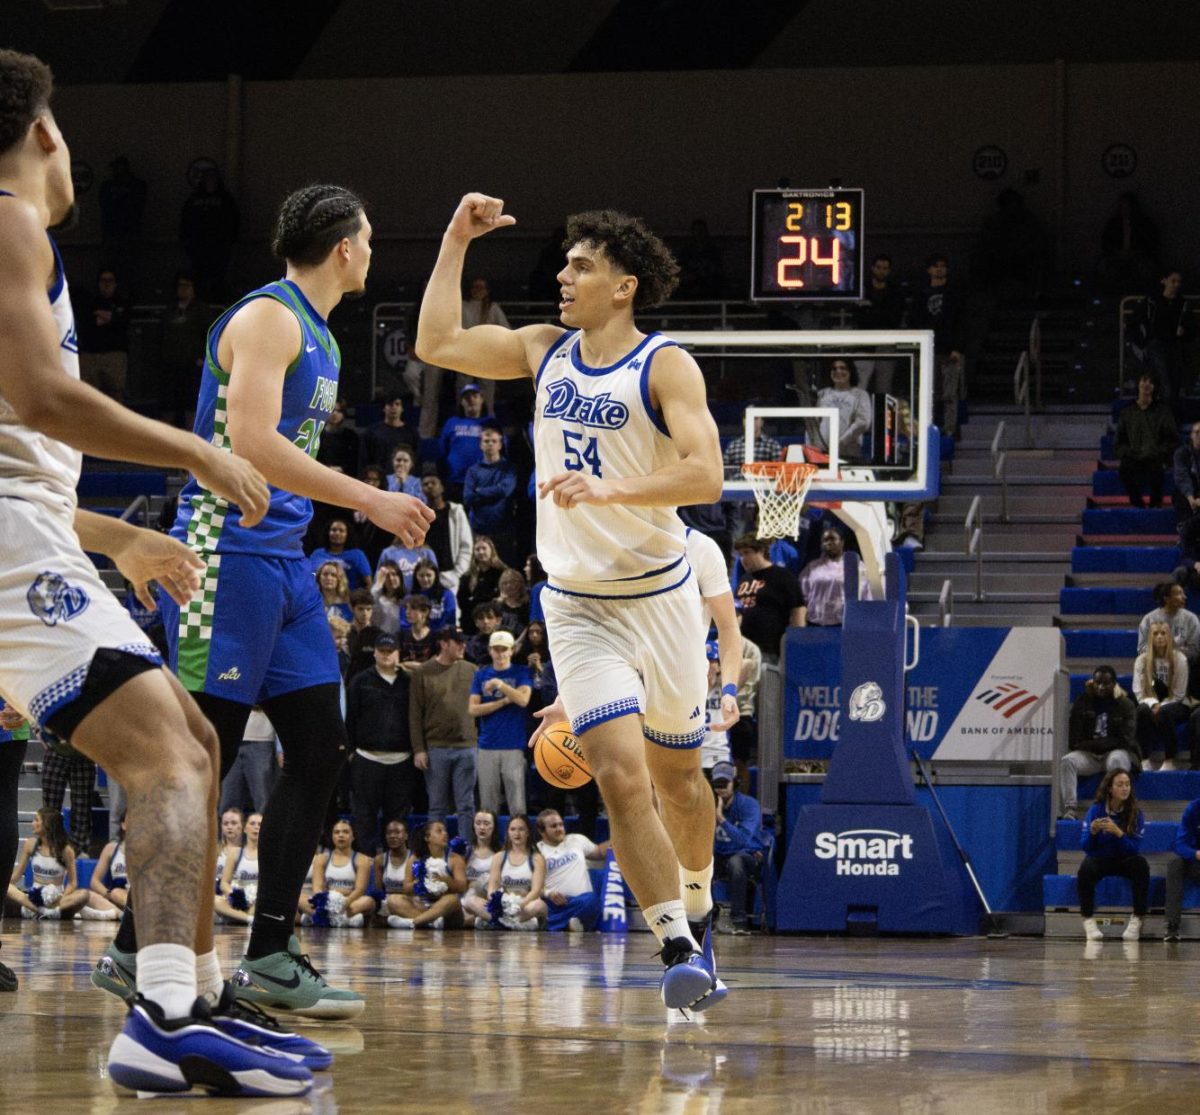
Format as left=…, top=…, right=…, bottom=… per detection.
left=0, top=50, right=321, bottom=1095
left=418, top=194, right=727, bottom=1011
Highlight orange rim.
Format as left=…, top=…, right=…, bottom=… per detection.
left=740, top=461, right=819, bottom=493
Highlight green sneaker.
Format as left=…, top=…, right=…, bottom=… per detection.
left=91, top=942, right=137, bottom=1001
left=232, top=935, right=364, bottom=1020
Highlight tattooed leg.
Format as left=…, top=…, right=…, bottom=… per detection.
left=69, top=669, right=214, bottom=947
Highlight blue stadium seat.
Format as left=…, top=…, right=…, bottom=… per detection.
left=1071, top=546, right=1179, bottom=574
left=1082, top=508, right=1176, bottom=535
left=1061, top=628, right=1138, bottom=659
left=76, top=472, right=167, bottom=499
left=1079, top=770, right=1200, bottom=801
left=1043, top=874, right=1169, bottom=908
left=1092, top=470, right=1175, bottom=498
left=1059, top=586, right=1155, bottom=615
left=1054, top=819, right=1176, bottom=852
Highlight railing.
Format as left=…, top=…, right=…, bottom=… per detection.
left=1117, top=294, right=1200, bottom=391
left=964, top=495, right=984, bottom=601
left=1028, top=314, right=1042, bottom=410
left=938, top=578, right=954, bottom=627
left=120, top=494, right=153, bottom=529
left=991, top=420, right=1009, bottom=524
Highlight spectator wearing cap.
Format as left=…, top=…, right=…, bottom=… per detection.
left=700, top=642, right=733, bottom=772
left=360, top=390, right=420, bottom=474
left=711, top=760, right=767, bottom=935
left=463, top=428, right=519, bottom=563
left=440, top=384, right=499, bottom=500
left=469, top=630, right=533, bottom=818
left=411, top=627, right=479, bottom=840
left=798, top=525, right=872, bottom=628
left=346, top=634, right=418, bottom=855
left=732, top=533, right=805, bottom=661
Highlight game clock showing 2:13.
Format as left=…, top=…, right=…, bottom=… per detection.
left=750, top=188, right=864, bottom=301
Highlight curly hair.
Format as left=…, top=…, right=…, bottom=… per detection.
left=563, top=209, right=680, bottom=308
left=0, top=50, right=53, bottom=157
left=271, top=184, right=365, bottom=267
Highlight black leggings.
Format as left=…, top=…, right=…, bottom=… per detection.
left=1077, top=854, right=1150, bottom=917
left=214, top=687, right=349, bottom=956
left=0, top=741, right=28, bottom=902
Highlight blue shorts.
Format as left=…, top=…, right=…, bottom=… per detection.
left=160, top=552, right=341, bottom=705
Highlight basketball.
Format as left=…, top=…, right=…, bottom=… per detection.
left=533, top=721, right=592, bottom=789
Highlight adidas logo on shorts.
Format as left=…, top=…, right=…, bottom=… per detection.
left=218, top=666, right=242, bottom=681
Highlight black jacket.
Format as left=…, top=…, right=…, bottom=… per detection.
left=345, top=668, right=411, bottom=754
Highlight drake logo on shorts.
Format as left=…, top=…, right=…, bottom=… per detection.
left=543, top=378, right=629, bottom=430
left=26, top=571, right=90, bottom=626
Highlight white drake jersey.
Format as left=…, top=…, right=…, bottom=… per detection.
left=533, top=330, right=688, bottom=593
left=0, top=209, right=81, bottom=519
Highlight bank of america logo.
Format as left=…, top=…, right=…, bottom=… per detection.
left=975, top=682, right=1037, bottom=718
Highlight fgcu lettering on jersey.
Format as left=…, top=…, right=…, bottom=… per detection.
left=543, top=378, right=630, bottom=430
left=171, top=279, right=340, bottom=558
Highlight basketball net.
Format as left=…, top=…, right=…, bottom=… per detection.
left=741, top=461, right=819, bottom=540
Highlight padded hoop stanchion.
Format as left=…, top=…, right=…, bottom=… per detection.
left=741, top=461, right=819, bottom=540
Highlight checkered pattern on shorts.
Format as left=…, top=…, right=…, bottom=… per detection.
left=178, top=549, right=222, bottom=641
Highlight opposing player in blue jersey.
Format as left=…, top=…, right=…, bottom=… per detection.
left=0, top=50, right=324, bottom=1096
left=92, top=185, right=434, bottom=1020
left=418, top=194, right=727, bottom=1012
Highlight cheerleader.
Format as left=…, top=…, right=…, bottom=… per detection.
left=460, top=810, right=501, bottom=926
left=89, top=816, right=129, bottom=911
left=215, top=807, right=244, bottom=892
left=387, top=820, right=466, bottom=929
left=7, top=808, right=99, bottom=920
left=480, top=815, right=546, bottom=930
left=214, top=811, right=261, bottom=925
left=302, top=819, right=374, bottom=927
left=373, top=819, right=412, bottom=920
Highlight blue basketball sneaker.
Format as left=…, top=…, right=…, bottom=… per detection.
left=107, top=995, right=313, bottom=1097
left=210, top=983, right=334, bottom=1071
left=660, top=918, right=728, bottom=1012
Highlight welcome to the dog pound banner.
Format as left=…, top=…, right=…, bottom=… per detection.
left=783, top=627, right=1060, bottom=762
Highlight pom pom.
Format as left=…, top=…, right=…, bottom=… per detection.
left=242, top=883, right=257, bottom=907
left=448, top=836, right=468, bottom=859
left=111, top=876, right=128, bottom=890
left=40, top=884, right=63, bottom=909
left=423, top=857, right=449, bottom=897
left=310, top=890, right=332, bottom=926
left=327, top=890, right=347, bottom=915
left=228, top=887, right=249, bottom=912
left=486, top=889, right=504, bottom=925
left=501, top=893, right=523, bottom=919
left=29, top=886, right=44, bottom=908
left=412, top=858, right=429, bottom=899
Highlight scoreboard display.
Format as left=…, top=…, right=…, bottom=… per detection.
left=750, top=188, right=865, bottom=301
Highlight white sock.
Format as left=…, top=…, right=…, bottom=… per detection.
left=195, top=949, right=224, bottom=1007
left=138, top=943, right=197, bottom=1020
left=679, top=862, right=714, bottom=921
left=643, top=900, right=698, bottom=949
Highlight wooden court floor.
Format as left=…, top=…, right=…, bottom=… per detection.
left=2, top=921, right=1200, bottom=1114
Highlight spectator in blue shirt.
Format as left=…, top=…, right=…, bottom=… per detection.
left=309, top=518, right=372, bottom=590
left=469, top=630, right=533, bottom=818
left=1164, top=797, right=1200, bottom=941
left=386, top=445, right=424, bottom=500
left=440, top=384, right=499, bottom=498
left=376, top=537, right=436, bottom=589
left=1077, top=769, right=1148, bottom=942
left=711, top=760, right=766, bottom=935
left=463, top=428, right=519, bottom=562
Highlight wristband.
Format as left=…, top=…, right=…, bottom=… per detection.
left=722, top=684, right=738, bottom=698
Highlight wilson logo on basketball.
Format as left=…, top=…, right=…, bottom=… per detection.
left=974, top=682, right=1038, bottom=719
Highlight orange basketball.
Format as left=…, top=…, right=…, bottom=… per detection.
left=534, top=721, right=592, bottom=789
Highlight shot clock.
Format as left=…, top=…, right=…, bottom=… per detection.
left=750, top=188, right=865, bottom=301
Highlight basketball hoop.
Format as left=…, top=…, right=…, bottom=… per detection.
left=741, top=461, right=819, bottom=540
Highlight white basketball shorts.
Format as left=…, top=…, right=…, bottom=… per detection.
left=541, top=572, right=708, bottom=749
left=0, top=497, right=161, bottom=727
